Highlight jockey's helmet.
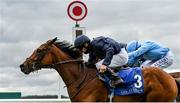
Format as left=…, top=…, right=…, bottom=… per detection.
left=127, top=40, right=141, bottom=53
left=74, top=35, right=90, bottom=48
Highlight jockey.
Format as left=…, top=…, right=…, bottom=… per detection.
left=74, top=35, right=128, bottom=87
left=126, top=40, right=174, bottom=69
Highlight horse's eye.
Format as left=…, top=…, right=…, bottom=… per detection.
left=36, top=49, right=41, bottom=53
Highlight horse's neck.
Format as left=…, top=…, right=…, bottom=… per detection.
left=51, top=46, right=99, bottom=97
left=51, top=46, right=82, bottom=86
left=56, top=63, right=81, bottom=86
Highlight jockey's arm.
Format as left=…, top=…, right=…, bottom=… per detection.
left=103, top=48, right=114, bottom=66
left=128, top=41, right=155, bottom=59
left=88, top=52, right=96, bottom=64
left=101, top=43, right=114, bottom=66
left=128, top=41, right=156, bottom=66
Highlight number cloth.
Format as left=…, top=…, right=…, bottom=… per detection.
left=103, top=67, right=144, bottom=96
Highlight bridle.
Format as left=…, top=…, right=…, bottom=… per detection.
left=26, top=45, right=84, bottom=71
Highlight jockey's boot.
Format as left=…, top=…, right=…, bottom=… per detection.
left=105, top=68, right=124, bottom=88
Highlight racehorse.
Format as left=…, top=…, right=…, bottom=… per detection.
left=20, top=38, right=178, bottom=102
left=169, top=72, right=180, bottom=101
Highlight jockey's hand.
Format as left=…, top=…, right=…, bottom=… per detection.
left=99, top=65, right=107, bottom=73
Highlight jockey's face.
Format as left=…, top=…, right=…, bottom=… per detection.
left=78, top=43, right=89, bottom=54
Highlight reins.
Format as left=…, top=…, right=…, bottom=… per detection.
left=41, top=59, right=84, bottom=69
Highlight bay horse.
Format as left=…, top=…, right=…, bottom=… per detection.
left=169, top=72, right=180, bottom=101
left=20, top=38, right=178, bottom=102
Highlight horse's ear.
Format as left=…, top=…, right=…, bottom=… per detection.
left=47, top=37, right=58, bottom=45
left=52, top=37, right=58, bottom=43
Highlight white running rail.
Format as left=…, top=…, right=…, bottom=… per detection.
left=0, top=99, right=70, bottom=103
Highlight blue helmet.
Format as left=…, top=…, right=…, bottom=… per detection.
left=74, top=35, right=90, bottom=48
left=126, top=40, right=141, bottom=53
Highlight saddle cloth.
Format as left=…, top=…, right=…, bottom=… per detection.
left=103, top=67, right=144, bottom=96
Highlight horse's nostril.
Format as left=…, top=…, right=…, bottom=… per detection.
left=20, top=64, right=24, bottom=68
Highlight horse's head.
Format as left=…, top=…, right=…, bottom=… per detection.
left=20, top=37, right=82, bottom=75
left=20, top=37, right=59, bottom=75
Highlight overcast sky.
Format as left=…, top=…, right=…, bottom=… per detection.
left=0, top=0, right=180, bottom=97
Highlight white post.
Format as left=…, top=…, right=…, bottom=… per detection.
left=72, top=24, right=86, bottom=43
left=58, top=77, right=62, bottom=99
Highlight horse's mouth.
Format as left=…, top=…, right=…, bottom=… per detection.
left=21, top=68, right=31, bottom=75
left=23, top=71, right=31, bottom=75
left=21, top=69, right=31, bottom=75
left=20, top=64, right=32, bottom=75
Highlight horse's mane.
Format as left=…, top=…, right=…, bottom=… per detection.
left=54, top=40, right=82, bottom=59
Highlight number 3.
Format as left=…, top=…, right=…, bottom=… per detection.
left=134, top=74, right=142, bottom=88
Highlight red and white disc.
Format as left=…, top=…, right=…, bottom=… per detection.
left=67, top=1, right=87, bottom=21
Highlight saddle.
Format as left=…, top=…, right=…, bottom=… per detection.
left=99, top=67, right=144, bottom=96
